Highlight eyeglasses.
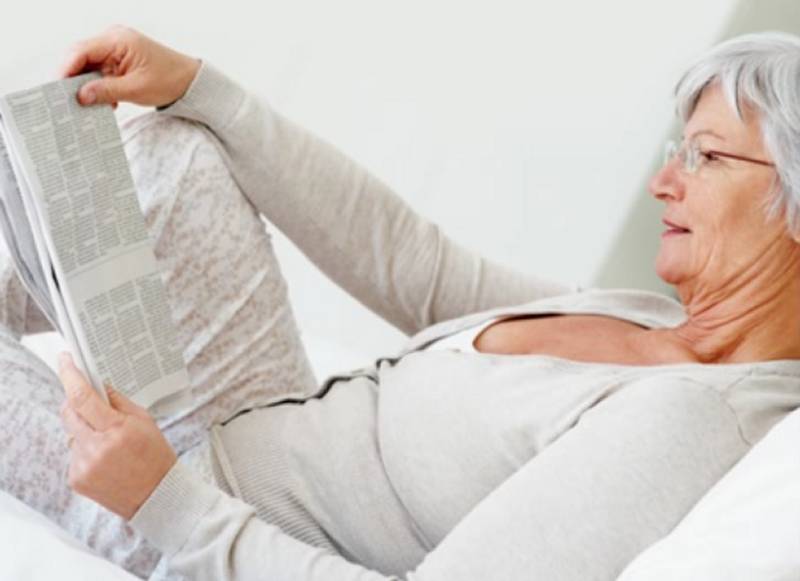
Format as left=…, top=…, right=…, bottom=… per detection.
left=663, top=139, right=775, bottom=174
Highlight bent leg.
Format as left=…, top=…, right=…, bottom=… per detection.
left=0, top=113, right=318, bottom=578
left=122, top=113, right=318, bottom=454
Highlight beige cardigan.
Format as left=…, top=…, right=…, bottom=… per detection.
left=130, top=62, right=800, bottom=580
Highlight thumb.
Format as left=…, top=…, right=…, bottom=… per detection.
left=77, top=75, right=131, bottom=106
left=106, top=385, right=150, bottom=419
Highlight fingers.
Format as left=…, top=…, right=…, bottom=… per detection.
left=60, top=25, right=132, bottom=78
left=106, top=385, right=150, bottom=420
left=61, top=389, right=176, bottom=520
left=61, top=403, right=94, bottom=443
left=76, top=75, right=131, bottom=106
left=60, top=38, right=115, bottom=79
left=58, top=352, right=122, bottom=432
left=60, top=26, right=134, bottom=106
left=61, top=26, right=200, bottom=108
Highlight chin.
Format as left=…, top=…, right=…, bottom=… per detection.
left=654, top=257, right=686, bottom=286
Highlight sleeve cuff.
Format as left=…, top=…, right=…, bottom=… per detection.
left=128, top=460, right=221, bottom=556
left=158, top=60, right=247, bottom=131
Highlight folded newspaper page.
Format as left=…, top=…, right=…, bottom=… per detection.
left=0, top=73, right=189, bottom=414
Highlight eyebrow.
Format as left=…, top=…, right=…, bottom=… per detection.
left=682, top=129, right=727, bottom=142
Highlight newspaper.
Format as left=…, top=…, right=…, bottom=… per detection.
left=0, top=73, right=189, bottom=415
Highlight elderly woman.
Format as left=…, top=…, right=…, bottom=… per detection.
left=2, top=26, right=799, bottom=580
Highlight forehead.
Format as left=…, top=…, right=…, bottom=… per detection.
left=684, top=83, right=765, bottom=151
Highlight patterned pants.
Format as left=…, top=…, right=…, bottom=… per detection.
left=0, top=113, right=318, bottom=578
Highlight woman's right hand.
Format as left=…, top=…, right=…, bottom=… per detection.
left=61, top=26, right=201, bottom=109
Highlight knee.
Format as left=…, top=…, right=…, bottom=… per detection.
left=121, top=114, right=232, bottom=211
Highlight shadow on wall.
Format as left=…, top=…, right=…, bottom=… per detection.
left=592, top=0, right=800, bottom=298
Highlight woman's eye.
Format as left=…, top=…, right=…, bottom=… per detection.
left=701, top=152, right=721, bottom=163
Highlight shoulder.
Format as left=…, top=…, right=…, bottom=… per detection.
left=708, top=363, right=800, bottom=445
left=585, top=373, right=748, bottom=452
left=623, top=363, right=800, bottom=447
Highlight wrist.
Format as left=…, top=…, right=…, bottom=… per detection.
left=175, top=56, right=202, bottom=101
left=159, top=55, right=201, bottom=109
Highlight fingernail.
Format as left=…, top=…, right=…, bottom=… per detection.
left=81, top=89, right=96, bottom=104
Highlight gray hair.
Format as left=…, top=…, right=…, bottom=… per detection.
left=674, top=31, right=800, bottom=235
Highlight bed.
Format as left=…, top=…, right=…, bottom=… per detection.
left=0, top=487, right=137, bottom=580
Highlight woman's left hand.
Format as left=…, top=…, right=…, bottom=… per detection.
left=58, top=353, right=177, bottom=520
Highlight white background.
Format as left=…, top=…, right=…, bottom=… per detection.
left=0, top=0, right=770, bottom=379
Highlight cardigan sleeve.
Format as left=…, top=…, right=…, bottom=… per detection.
left=129, top=378, right=749, bottom=580
left=158, top=62, right=578, bottom=337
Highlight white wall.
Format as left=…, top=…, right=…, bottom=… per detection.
left=0, top=1, right=737, bottom=379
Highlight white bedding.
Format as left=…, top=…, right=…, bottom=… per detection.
left=617, top=406, right=800, bottom=580
left=0, top=489, right=136, bottom=581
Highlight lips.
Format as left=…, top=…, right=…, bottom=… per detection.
left=663, top=218, right=691, bottom=233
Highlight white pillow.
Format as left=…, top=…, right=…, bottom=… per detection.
left=0, top=490, right=137, bottom=581
left=617, top=407, right=800, bottom=581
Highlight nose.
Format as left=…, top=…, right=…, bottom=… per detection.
left=648, top=158, right=686, bottom=202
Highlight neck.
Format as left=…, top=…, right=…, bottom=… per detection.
left=666, top=247, right=800, bottom=364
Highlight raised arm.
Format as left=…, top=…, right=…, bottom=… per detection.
left=63, top=27, right=577, bottom=336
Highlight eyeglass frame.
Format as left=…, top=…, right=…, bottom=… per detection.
left=663, top=139, right=776, bottom=174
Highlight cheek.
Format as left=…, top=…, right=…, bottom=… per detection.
left=698, top=202, right=773, bottom=275
left=716, top=176, right=778, bottom=239
left=663, top=175, right=777, bottom=281
left=660, top=206, right=727, bottom=281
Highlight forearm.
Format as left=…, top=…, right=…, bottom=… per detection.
left=160, top=63, right=576, bottom=335
left=129, top=378, right=748, bottom=581
left=131, top=462, right=403, bottom=581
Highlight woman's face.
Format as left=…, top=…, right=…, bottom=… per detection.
left=648, top=83, right=789, bottom=295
